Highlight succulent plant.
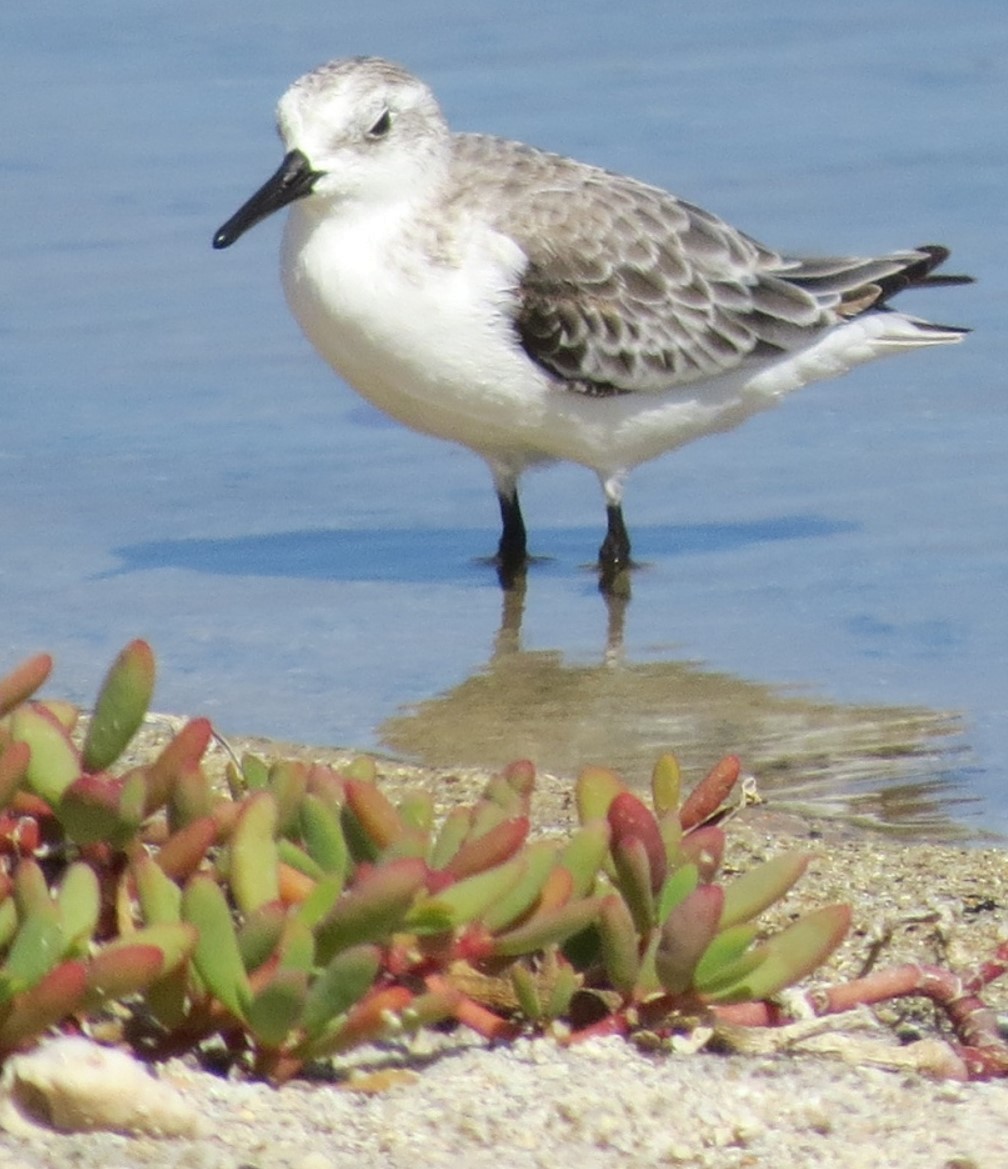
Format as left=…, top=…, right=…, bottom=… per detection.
left=0, top=641, right=1005, bottom=1084
left=560, top=759, right=851, bottom=1020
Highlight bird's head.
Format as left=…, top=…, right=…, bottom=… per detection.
left=213, top=56, right=449, bottom=249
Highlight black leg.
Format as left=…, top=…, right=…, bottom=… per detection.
left=599, top=503, right=632, bottom=570
left=496, top=488, right=528, bottom=588
left=598, top=503, right=633, bottom=596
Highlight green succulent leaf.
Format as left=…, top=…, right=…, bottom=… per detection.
left=98, top=922, right=197, bottom=978
left=402, top=986, right=462, bottom=1031
left=276, top=838, right=324, bottom=881
left=396, top=789, right=435, bottom=835
left=300, top=944, right=381, bottom=1042
left=443, top=816, right=529, bottom=881
left=497, top=759, right=536, bottom=808
left=719, top=852, right=811, bottom=930
left=474, top=760, right=535, bottom=826
left=231, top=791, right=280, bottom=913
left=144, top=718, right=213, bottom=814
left=655, top=884, right=724, bottom=996
left=268, top=759, right=310, bottom=836
left=490, top=898, right=600, bottom=958
left=85, top=944, right=167, bottom=1002
left=650, top=754, right=682, bottom=818
left=299, top=793, right=349, bottom=882
left=240, top=753, right=271, bottom=793
left=704, top=904, right=852, bottom=1003
left=304, top=985, right=411, bottom=1058
left=277, top=919, right=315, bottom=974
left=246, top=968, right=309, bottom=1049
left=9, top=704, right=80, bottom=806
left=692, top=922, right=760, bottom=991
left=543, top=955, right=581, bottom=1021
left=14, top=859, right=57, bottom=921
left=557, top=820, right=610, bottom=897
left=116, top=770, right=147, bottom=838
left=428, top=806, right=472, bottom=871
left=405, top=853, right=528, bottom=934
left=155, top=815, right=219, bottom=882
left=183, top=874, right=251, bottom=1020
left=294, top=873, right=344, bottom=931
left=632, top=929, right=662, bottom=997
left=692, top=948, right=766, bottom=997
left=167, top=765, right=213, bottom=831
left=56, top=862, right=101, bottom=954
left=133, top=852, right=183, bottom=925
left=658, top=810, right=683, bottom=868
left=305, top=766, right=346, bottom=813
left=480, top=840, right=557, bottom=933
left=0, top=961, right=88, bottom=1051
left=376, top=831, right=429, bottom=862
left=0, top=898, right=18, bottom=952
left=57, top=774, right=138, bottom=847
left=610, top=836, right=655, bottom=934
left=236, top=902, right=287, bottom=973
left=656, top=862, right=700, bottom=923
left=35, top=701, right=78, bottom=731
left=81, top=639, right=156, bottom=773
left=343, top=778, right=407, bottom=854
left=314, top=857, right=427, bottom=962
left=341, top=756, right=377, bottom=783
left=574, top=766, right=625, bottom=826
left=597, top=892, right=641, bottom=997
left=464, top=798, right=507, bottom=843
left=509, top=962, right=542, bottom=1022
left=479, top=774, right=527, bottom=821
left=145, top=965, right=189, bottom=1031
left=2, top=914, right=65, bottom=994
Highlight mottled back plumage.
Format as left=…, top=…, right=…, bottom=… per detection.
left=447, top=134, right=968, bottom=397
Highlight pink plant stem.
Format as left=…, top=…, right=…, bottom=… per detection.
left=424, top=974, right=518, bottom=1042
left=565, top=1013, right=631, bottom=1043
left=808, top=964, right=1005, bottom=1050
left=962, top=941, right=1008, bottom=993
left=714, top=962, right=1008, bottom=1079
left=709, top=1001, right=779, bottom=1027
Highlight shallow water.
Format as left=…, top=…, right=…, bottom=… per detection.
left=3, top=1, right=1006, bottom=835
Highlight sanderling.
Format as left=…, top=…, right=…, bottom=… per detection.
left=213, top=56, right=971, bottom=590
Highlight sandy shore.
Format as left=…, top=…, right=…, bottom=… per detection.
left=2, top=729, right=1007, bottom=1168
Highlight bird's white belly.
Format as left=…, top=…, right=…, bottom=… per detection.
left=283, top=210, right=557, bottom=457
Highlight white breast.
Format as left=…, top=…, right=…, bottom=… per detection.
left=281, top=200, right=558, bottom=455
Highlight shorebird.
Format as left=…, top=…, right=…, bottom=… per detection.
left=213, top=56, right=970, bottom=590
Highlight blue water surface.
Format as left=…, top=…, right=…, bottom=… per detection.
left=3, top=1, right=1005, bottom=832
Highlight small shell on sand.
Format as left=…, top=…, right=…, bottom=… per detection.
left=0, top=1037, right=203, bottom=1138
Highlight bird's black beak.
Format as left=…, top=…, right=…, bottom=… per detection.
left=212, top=149, right=320, bottom=249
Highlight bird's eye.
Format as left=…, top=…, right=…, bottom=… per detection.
left=366, top=109, right=392, bottom=140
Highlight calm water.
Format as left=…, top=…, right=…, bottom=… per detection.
left=3, top=1, right=1006, bottom=834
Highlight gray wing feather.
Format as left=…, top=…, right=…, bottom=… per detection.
left=448, top=134, right=952, bottom=395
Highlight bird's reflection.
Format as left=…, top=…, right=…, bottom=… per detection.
left=382, top=576, right=977, bottom=838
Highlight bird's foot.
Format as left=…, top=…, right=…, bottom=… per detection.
left=597, top=556, right=635, bottom=598
left=495, top=554, right=529, bottom=591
